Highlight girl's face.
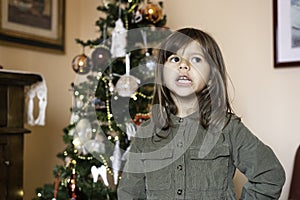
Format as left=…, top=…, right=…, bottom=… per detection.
left=163, top=40, right=211, bottom=98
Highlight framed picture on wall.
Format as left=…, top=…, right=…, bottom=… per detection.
left=0, top=0, right=65, bottom=54
left=274, top=0, right=300, bottom=67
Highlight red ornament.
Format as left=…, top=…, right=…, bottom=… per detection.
left=133, top=113, right=151, bottom=125
left=53, top=174, right=60, bottom=199
left=68, top=168, right=79, bottom=200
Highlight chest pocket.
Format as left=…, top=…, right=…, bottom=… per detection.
left=141, top=149, right=173, bottom=191
left=187, top=145, right=230, bottom=191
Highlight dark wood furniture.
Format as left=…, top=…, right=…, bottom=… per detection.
left=0, top=70, right=42, bottom=200
left=289, top=145, right=300, bottom=200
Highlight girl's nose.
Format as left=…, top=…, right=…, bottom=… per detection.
left=178, top=60, right=190, bottom=71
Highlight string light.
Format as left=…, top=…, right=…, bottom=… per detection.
left=102, top=77, right=114, bottom=132
left=99, top=155, right=114, bottom=176
left=68, top=51, right=152, bottom=188
left=132, top=91, right=153, bottom=100
left=77, top=155, right=93, bottom=160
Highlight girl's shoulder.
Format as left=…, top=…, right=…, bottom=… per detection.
left=223, top=113, right=246, bottom=135
left=225, top=113, right=242, bottom=127
left=223, top=114, right=259, bottom=144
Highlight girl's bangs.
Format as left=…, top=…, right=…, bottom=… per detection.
left=161, top=31, right=194, bottom=59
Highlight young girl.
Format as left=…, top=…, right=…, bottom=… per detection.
left=117, top=28, right=285, bottom=199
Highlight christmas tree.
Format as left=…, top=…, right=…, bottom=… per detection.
left=34, top=0, right=170, bottom=199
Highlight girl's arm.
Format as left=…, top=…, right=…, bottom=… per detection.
left=228, top=119, right=286, bottom=200
left=117, top=137, right=147, bottom=200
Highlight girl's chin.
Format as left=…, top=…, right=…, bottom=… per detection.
left=171, top=89, right=197, bottom=99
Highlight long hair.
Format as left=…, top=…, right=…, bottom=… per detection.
left=152, top=28, right=234, bottom=132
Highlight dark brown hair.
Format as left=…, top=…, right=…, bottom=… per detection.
left=152, top=28, right=234, bottom=131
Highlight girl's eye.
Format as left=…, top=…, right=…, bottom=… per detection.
left=191, top=57, right=201, bottom=63
left=169, top=56, right=180, bottom=63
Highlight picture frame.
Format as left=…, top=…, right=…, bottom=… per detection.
left=0, top=0, right=65, bottom=54
left=273, top=0, right=300, bottom=67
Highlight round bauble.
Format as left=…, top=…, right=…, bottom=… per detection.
left=72, top=54, right=91, bottom=74
left=139, top=53, right=156, bottom=78
left=75, top=118, right=93, bottom=143
left=91, top=46, right=111, bottom=71
left=115, top=75, right=139, bottom=97
left=143, top=3, right=163, bottom=23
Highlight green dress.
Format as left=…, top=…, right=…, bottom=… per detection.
left=117, top=113, right=285, bottom=200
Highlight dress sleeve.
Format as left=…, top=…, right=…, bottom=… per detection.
left=228, top=118, right=286, bottom=200
left=117, top=136, right=147, bottom=200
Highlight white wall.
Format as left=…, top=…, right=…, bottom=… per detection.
left=0, top=1, right=83, bottom=199
left=163, top=0, right=300, bottom=199
left=0, top=0, right=299, bottom=199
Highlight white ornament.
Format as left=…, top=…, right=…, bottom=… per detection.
left=73, top=118, right=99, bottom=154
left=27, top=80, right=47, bottom=126
left=112, top=140, right=122, bottom=185
left=126, top=122, right=136, bottom=141
left=115, top=75, right=139, bottom=97
left=84, top=139, right=105, bottom=154
left=139, top=52, right=156, bottom=78
left=121, top=145, right=130, bottom=161
left=75, top=118, right=93, bottom=143
left=116, top=54, right=140, bottom=97
left=75, top=121, right=106, bottom=154
left=103, top=0, right=116, bottom=8
left=134, top=10, right=143, bottom=23
left=110, top=18, right=127, bottom=58
left=72, top=136, right=82, bottom=150
left=91, top=165, right=109, bottom=186
left=139, top=30, right=156, bottom=78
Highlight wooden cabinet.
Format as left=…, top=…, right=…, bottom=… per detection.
left=0, top=71, right=42, bottom=200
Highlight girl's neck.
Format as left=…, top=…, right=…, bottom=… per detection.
left=171, top=94, right=199, bottom=118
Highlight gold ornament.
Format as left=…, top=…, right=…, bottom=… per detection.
left=143, top=3, right=163, bottom=23
left=72, top=54, right=91, bottom=74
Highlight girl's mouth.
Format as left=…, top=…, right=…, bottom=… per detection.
left=176, top=75, right=192, bottom=85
